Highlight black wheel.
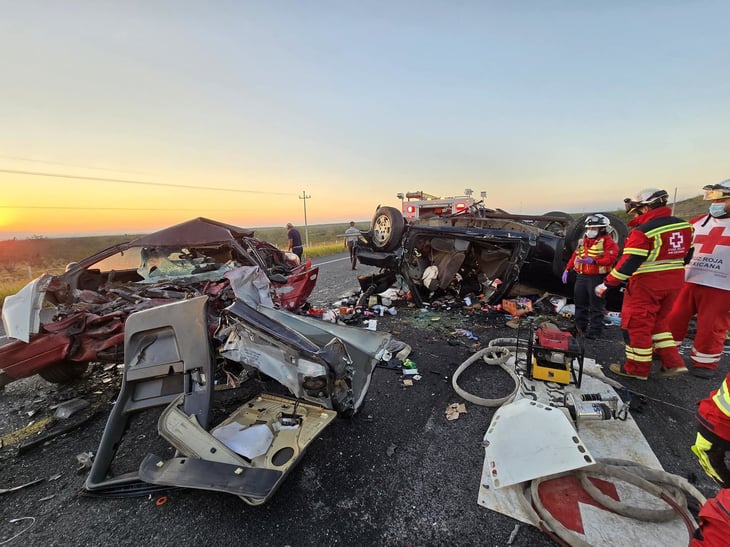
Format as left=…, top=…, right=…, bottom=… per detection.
left=536, top=211, right=575, bottom=235
left=368, top=206, right=404, bottom=252
left=38, top=360, right=90, bottom=383
left=565, top=213, right=629, bottom=255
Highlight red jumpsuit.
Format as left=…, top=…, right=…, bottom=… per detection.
left=669, top=213, right=730, bottom=372
left=691, top=374, right=730, bottom=545
left=603, top=206, right=693, bottom=376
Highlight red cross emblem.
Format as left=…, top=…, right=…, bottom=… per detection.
left=695, top=226, right=730, bottom=254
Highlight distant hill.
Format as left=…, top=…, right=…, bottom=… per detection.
left=668, top=194, right=707, bottom=220
left=594, top=194, right=707, bottom=225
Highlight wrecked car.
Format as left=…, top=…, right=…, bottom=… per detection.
left=86, top=294, right=400, bottom=503
left=0, top=217, right=319, bottom=388
left=356, top=195, right=628, bottom=309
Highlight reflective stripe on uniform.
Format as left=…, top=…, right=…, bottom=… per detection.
left=636, top=258, right=686, bottom=274
left=625, top=344, right=653, bottom=363
left=692, top=346, right=723, bottom=364
left=586, top=240, right=604, bottom=258
left=623, top=246, right=649, bottom=257
left=652, top=331, right=677, bottom=350
left=712, top=379, right=730, bottom=418
left=609, top=268, right=630, bottom=281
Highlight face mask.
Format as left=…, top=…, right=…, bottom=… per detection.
left=709, top=203, right=727, bottom=218
left=585, top=229, right=599, bottom=239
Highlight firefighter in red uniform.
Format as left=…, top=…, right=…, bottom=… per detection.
left=668, top=180, right=730, bottom=379
left=595, top=188, right=693, bottom=380
left=562, top=214, right=619, bottom=339
left=689, top=372, right=730, bottom=545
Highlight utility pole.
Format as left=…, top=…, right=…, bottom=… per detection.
left=299, top=190, right=311, bottom=247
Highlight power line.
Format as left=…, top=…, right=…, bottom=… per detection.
left=0, top=155, right=148, bottom=174
left=0, top=169, right=294, bottom=195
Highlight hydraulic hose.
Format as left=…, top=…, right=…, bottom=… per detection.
left=530, top=460, right=704, bottom=546
left=453, top=340, right=708, bottom=544
left=451, top=338, right=525, bottom=407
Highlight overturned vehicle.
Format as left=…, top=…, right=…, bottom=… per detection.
left=0, top=217, right=319, bottom=388
left=355, top=197, right=628, bottom=309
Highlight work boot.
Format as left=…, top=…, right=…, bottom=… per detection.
left=690, top=367, right=716, bottom=379
left=609, top=363, right=649, bottom=381
left=656, top=366, right=688, bottom=378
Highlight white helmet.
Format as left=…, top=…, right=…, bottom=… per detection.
left=703, top=179, right=730, bottom=200
left=623, top=188, right=668, bottom=215
left=584, top=214, right=610, bottom=229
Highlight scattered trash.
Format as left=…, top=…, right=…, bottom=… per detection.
left=0, top=478, right=43, bottom=495
left=403, top=379, right=414, bottom=387
left=53, top=398, right=90, bottom=420
left=445, top=403, right=468, bottom=421
left=605, top=311, right=621, bottom=326
left=0, top=517, right=36, bottom=544
left=156, top=495, right=168, bottom=506
left=451, top=328, right=478, bottom=341
left=559, top=303, right=575, bottom=318
left=38, top=495, right=56, bottom=502
left=403, top=358, right=417, bottom=369
left=549, top=296, right=568, bottom=314
left=76, top=451, right=94, bottom=472
left=403, top=368, right=419, bottom=376
left=501, top=298, right=532, bottom=317
left=505, top=317, right=521, bottom=329
left=386, top=444, right=397, bottom=457
left=507, top=523, right=522, bottom=545
left=365, top=319, right=378, bottom=331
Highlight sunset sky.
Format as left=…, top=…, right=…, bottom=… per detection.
left=1, top=2, right=729, bottom=239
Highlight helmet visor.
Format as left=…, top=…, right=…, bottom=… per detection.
left=703, top=184, right=730, bottom=200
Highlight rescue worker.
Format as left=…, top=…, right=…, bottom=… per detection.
left=689, top=373, right=730, bottom=545
left=668, top=179, right=730, bottom=379
left=562, top=214, right=619, bottom=339
left=344, top=221, right=361, bottom=270
left=595, top=188, right=693, bottom=380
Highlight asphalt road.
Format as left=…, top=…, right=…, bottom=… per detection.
left=0, top=252, right=724, bottom=546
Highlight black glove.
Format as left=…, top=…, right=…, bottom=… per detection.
left=692, top=424, right=730, bottom=487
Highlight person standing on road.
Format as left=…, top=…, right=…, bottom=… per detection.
left=344, top=221, right=361, bottom=270
left=668, top=179, right=730, bottom=380
left=286, top=223, right=304, bottom=261
left=595, top=188, right=693, bottom=380
left=562, top=214, right=619, bottom=339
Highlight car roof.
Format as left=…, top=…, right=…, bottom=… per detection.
left=129, top=217, right=255, bottom=247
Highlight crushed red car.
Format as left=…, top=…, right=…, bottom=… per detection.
left=0, top=217, right=319, bottom=388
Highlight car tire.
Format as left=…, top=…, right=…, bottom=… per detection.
left=565, top=213, right=629, bottom=254
left=536, top=211, right=575, bottom=235
left=38, top=360, right=90, bottom=383
left=368, top=206, right=405, bottom=252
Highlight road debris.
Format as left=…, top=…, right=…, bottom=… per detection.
left=0, top=478, right=43, bottom=495
left=445, top=403, right=467, bottom=421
